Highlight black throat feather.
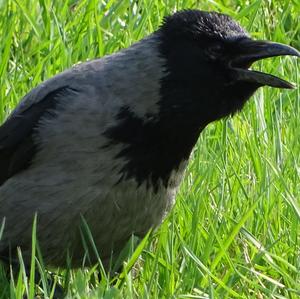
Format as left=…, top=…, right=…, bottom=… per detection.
left=103, top=44, right=208, bottom=191
left=104, top=12, right=257, bottom=191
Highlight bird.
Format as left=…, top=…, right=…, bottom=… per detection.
left=0, top=9, right=299, bottom=270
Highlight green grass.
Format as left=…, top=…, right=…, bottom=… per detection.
left=0, top=0, right=299, bottom=298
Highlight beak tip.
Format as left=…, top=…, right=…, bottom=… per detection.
left=289, top=83, right=297, bottom=89
left=294, top=47, right=300, bottom=57
left=281, top=81, right=297, bottom=89
left=291, top=48, right=300, bottom=58
left=277, top=81, right=297, bottom=90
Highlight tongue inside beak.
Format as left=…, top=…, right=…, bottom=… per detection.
left=231, top=39, right=300, bottom=89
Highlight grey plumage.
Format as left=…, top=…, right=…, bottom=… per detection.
left=0, top=36, right=174, bottom=267
left=0, top=10, right=299, bottom=269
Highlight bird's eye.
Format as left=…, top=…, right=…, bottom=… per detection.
left=206, top=44, right=222, bottom=59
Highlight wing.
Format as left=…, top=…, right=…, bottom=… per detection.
left=0, top=86, right=77, bottom=186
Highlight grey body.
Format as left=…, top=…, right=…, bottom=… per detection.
left=0, top=36, right=185, bottom=267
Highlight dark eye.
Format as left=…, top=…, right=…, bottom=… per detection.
left=211, top=44, right=222, bottom=52
left=207, top=44, right=222, bottom=59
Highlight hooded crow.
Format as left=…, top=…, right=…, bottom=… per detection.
left=0, top=9, right=299, bottom=269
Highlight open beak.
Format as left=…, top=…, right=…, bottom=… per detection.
left=230, top=39, right=300, bottom=89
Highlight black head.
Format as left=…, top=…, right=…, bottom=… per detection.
left=105, top=10, right=299, bottom=190
left=158, top=10, right=300, bottom=123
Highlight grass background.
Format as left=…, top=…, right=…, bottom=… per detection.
left=0, top=0, right=299, bottom=298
